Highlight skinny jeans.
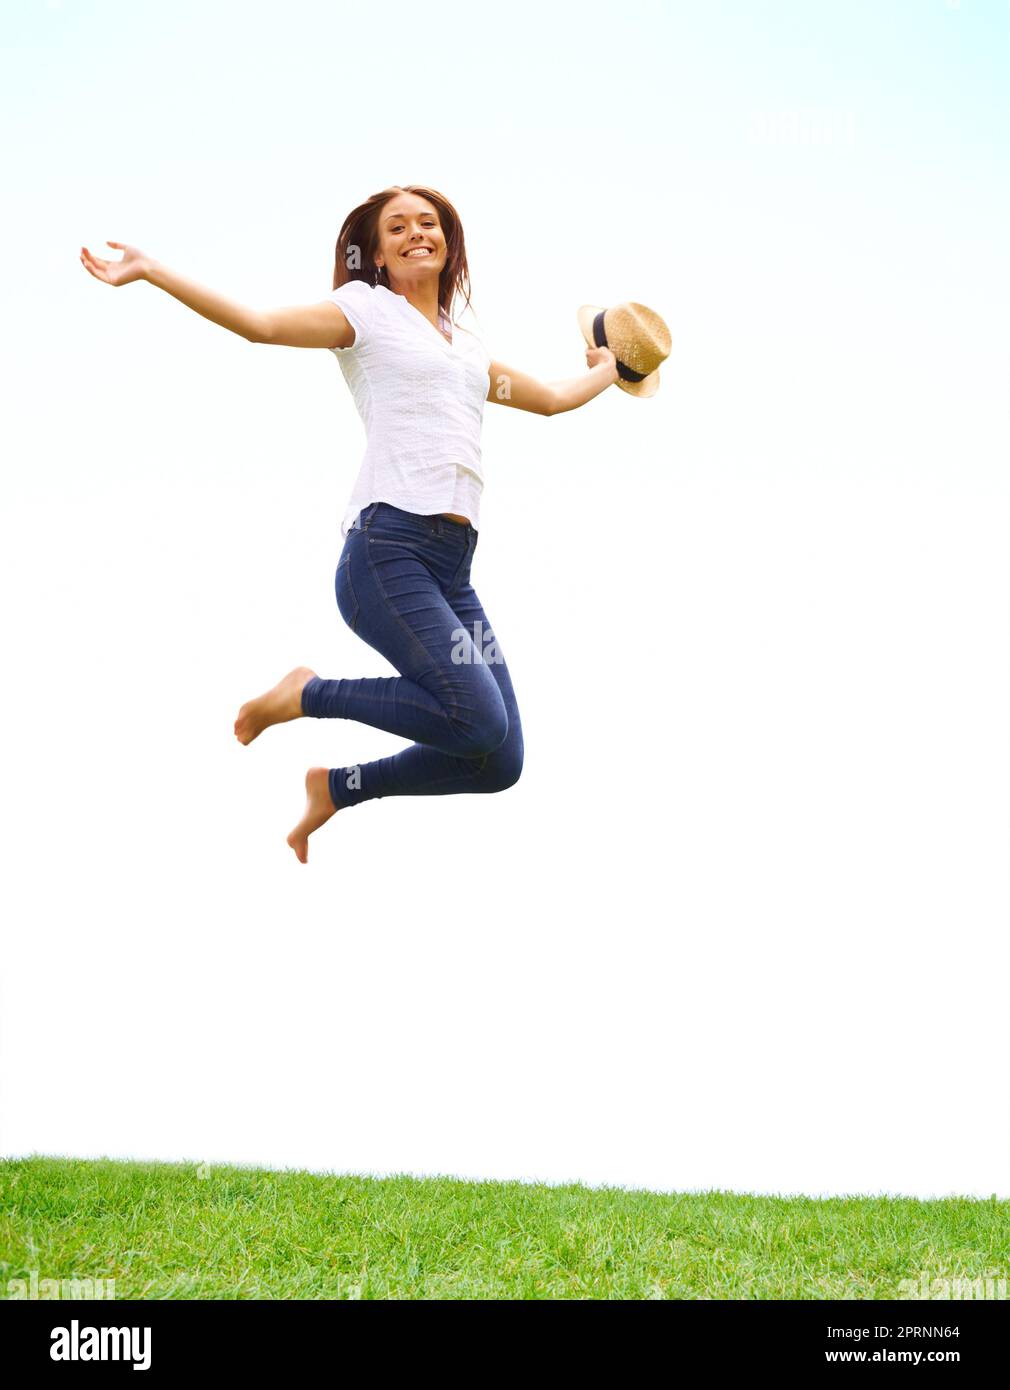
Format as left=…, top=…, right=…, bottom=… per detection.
left=300, top=502, right=524, bottom=811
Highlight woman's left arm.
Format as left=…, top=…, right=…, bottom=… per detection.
left=486, top=346, right=618, bottom=416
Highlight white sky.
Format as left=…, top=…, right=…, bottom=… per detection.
left=2, top=0, right=1008, bottom=1199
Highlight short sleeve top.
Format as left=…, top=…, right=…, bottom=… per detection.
left=327, top=280, right=492, bottom=538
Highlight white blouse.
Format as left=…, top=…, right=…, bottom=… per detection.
left=327, top=279, right=492, bottom=538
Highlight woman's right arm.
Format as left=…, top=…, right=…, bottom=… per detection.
left=80, top=240, right=354, bottom=348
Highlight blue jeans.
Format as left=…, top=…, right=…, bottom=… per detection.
left=300, top=502, right=524, bottom=811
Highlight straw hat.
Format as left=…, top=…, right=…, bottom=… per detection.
left=577, top=301, right=671, bottom=398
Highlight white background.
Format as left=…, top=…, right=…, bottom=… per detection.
left=2, top=0, right=1008, bottom=1198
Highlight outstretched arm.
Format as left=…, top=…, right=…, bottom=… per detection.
left=486, top=346, right=619, bottom=416
left=79, top=241, right=353, bottom=348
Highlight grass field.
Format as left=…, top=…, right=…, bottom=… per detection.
left=2, top=1156, right=1007, bottom=1300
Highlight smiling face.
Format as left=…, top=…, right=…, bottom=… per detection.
left=374, top=192, right=446, bottom=292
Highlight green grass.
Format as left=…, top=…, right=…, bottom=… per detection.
left=1, top=1155, right=1007, bottom=1299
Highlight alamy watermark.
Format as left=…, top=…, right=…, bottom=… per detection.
left=50, top=1320, right=151, bottom=1370
left=450, top=620, right=501, bottom=664
left=6, top=1268, right=116, bottom=1300
left=897, top=1268, right=1009, bottom=1300
left=746, top=107, right=856, bottom=150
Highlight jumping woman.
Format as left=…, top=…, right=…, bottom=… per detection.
left=79, top=184, right=666, bottom=863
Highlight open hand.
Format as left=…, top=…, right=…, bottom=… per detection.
left=79, top=240, right=150, bottom=287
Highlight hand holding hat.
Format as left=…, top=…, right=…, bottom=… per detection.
left=577, top=300, right=671, bottom=398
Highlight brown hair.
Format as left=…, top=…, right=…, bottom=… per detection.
left=333, top=185, right=475, bottom=325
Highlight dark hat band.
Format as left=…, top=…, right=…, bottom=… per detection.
left=593, top=311, right=647, bottom=383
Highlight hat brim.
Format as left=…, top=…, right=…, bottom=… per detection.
left=577, top=304, right=662, bottom=399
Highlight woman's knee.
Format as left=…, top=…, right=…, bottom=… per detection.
left=447, top=687, right=509, bottom=757
left=477, top=732, right=524, bottom=793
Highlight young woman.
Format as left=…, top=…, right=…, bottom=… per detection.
left=80, top=184, right=619, bottom=862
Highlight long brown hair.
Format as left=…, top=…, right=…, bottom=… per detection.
left=333, top=185, right=475, bottom=325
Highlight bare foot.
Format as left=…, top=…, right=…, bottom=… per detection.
left=234, top=666, right=317, bottom=745
left=287, top=767, right=340, bottom=863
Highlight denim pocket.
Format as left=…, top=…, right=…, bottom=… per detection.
left=335, top=548, right=361, bottom=633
